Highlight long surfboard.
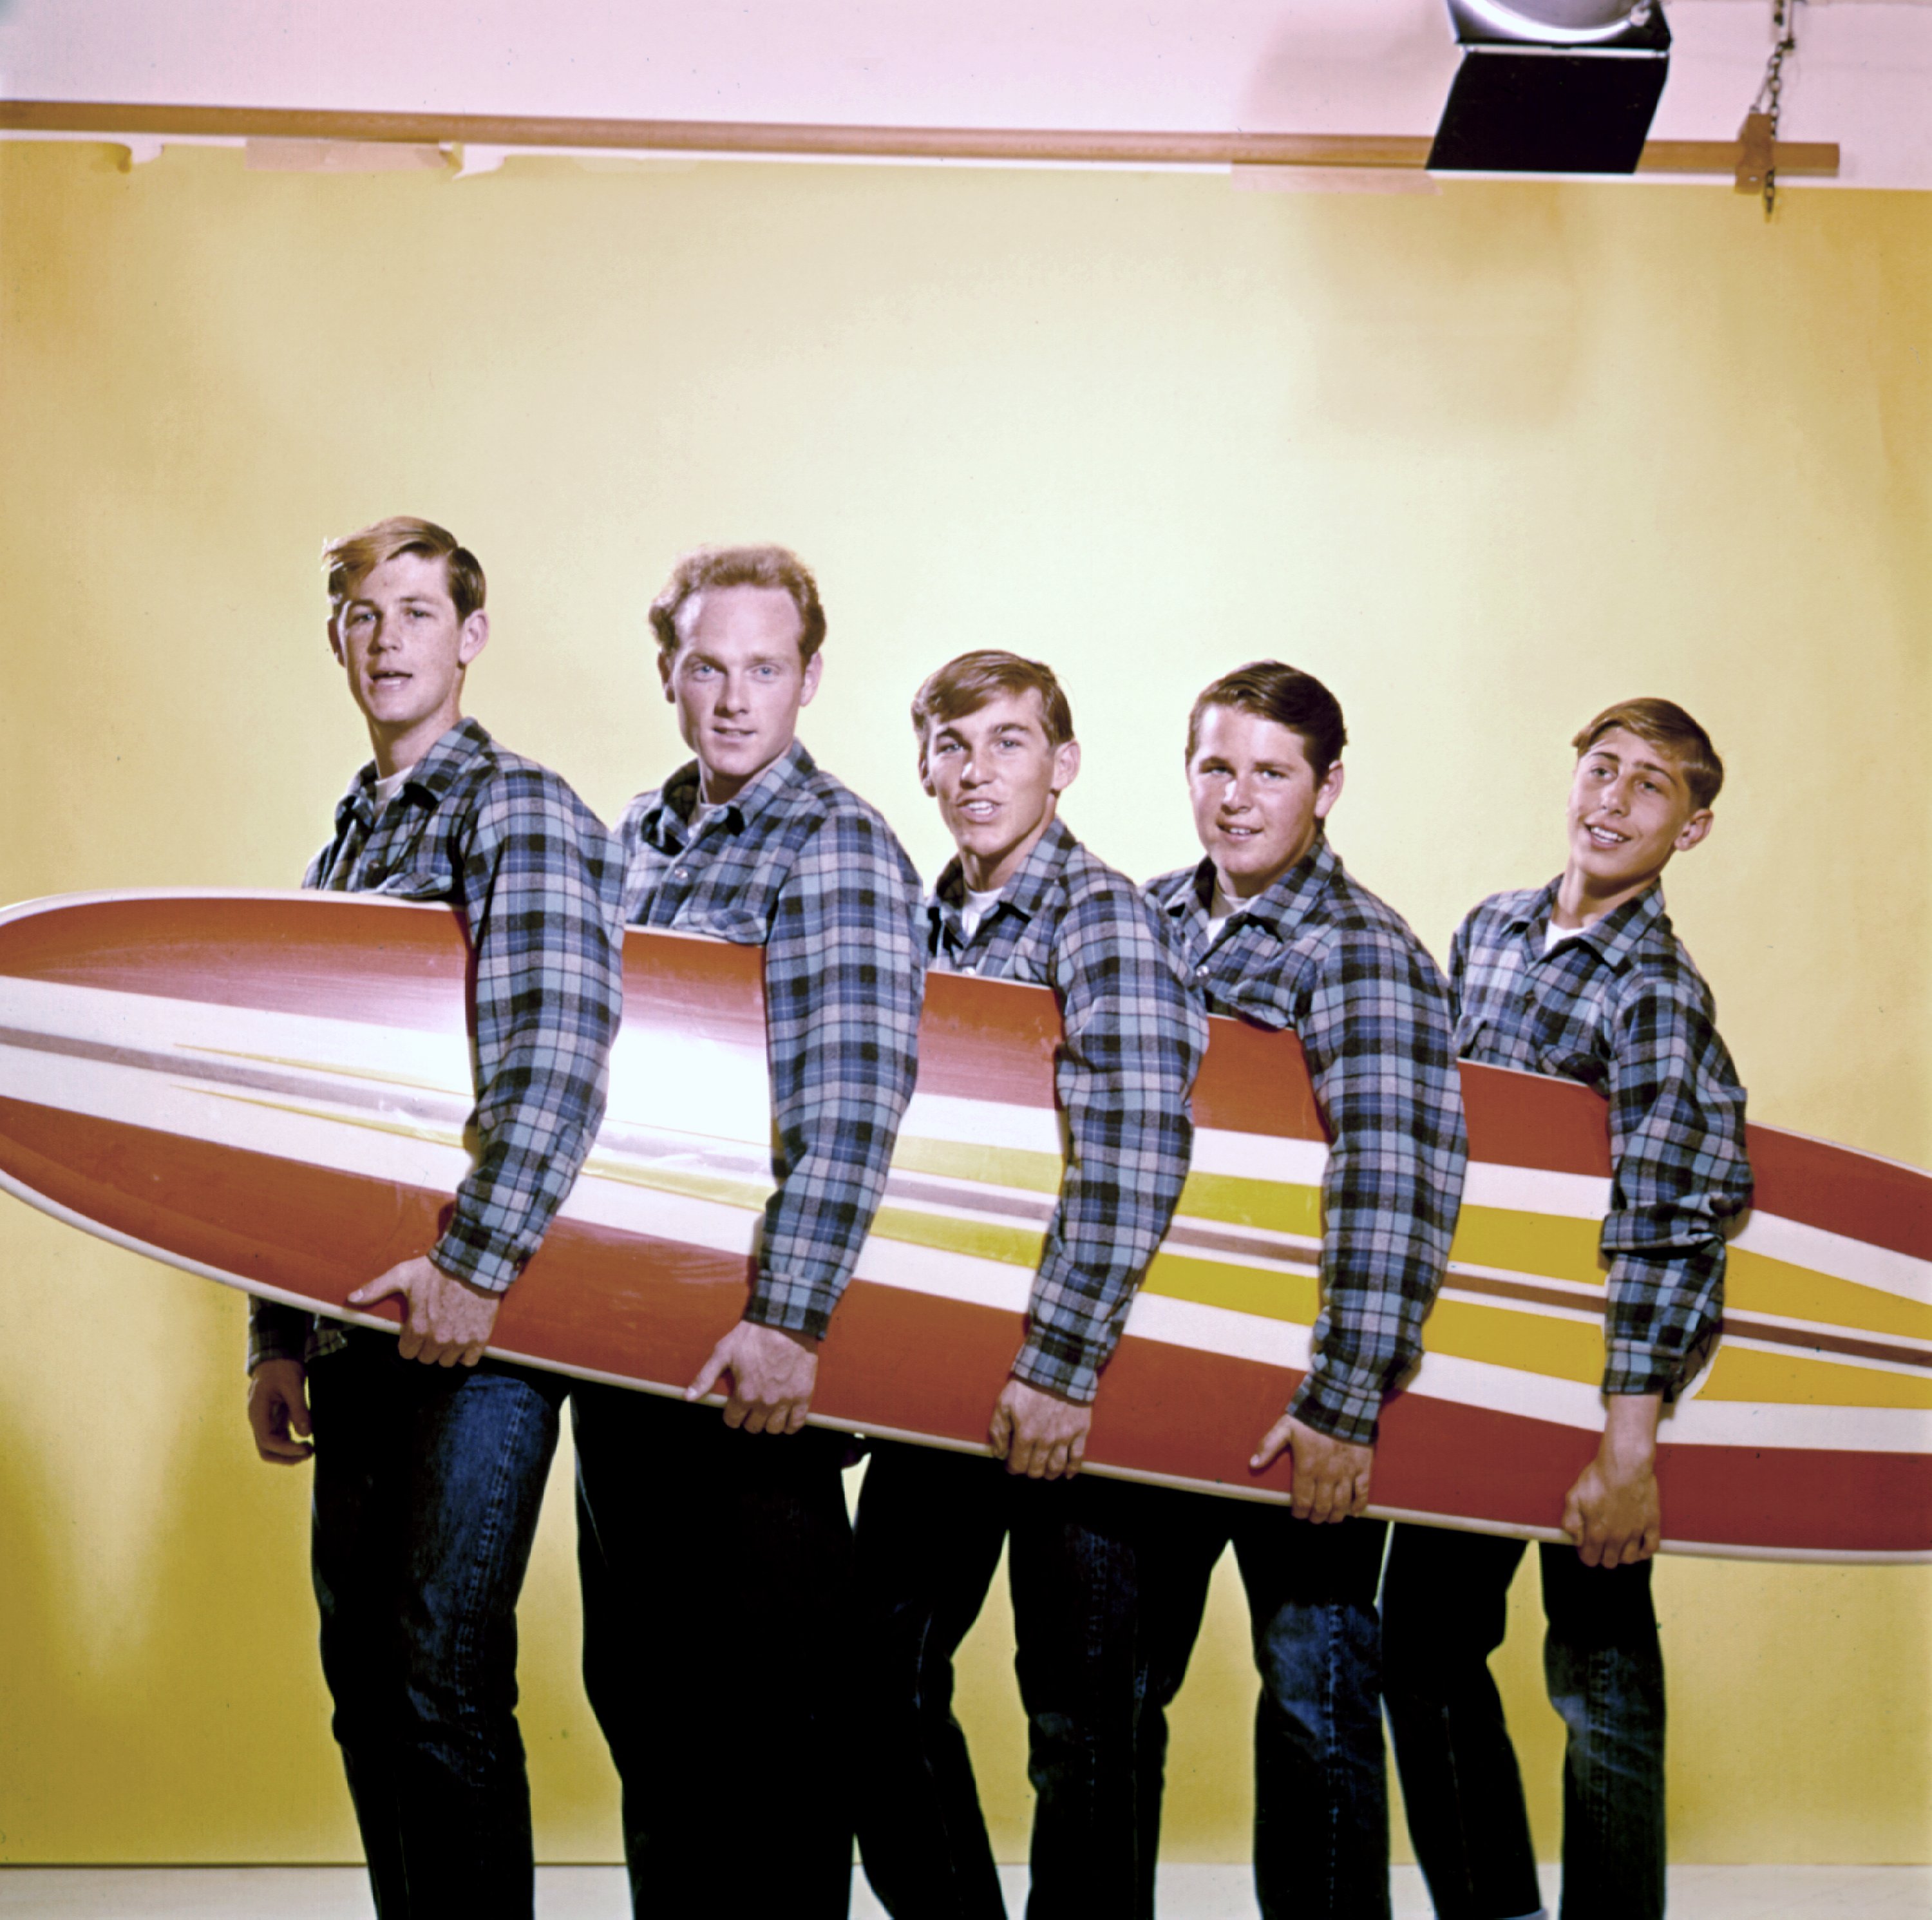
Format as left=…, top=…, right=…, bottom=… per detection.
left=0, top=889, right=1926, bottom=1563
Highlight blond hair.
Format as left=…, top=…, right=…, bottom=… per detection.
left=322, top=517, right=485, bottom=622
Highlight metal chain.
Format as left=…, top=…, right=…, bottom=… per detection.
left=1752, top=0, right=1799, bottom=218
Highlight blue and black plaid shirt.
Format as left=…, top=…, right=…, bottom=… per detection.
left=1148, top=839, right=1466, bottom=1445
left=930, top=819, right=1207, bottom=1403
left=620, top=740, right=924, bottom=1341
left=249, top=718, right=626, bottom=1370
left=1451, top=880, right=1752, bottom=1397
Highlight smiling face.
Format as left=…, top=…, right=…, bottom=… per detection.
left=1562, top=725, right=1712, bottom=921
left=922, top=688, right=1081, bottom=893
left=330, top=550, right=489, bottom=775
left=1186, top=703, right=1344, bottom=900
left=659, top=584, right=823, bottom=804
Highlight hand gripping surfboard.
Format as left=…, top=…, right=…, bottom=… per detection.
left=0, top=889, right=1926, bottom=1561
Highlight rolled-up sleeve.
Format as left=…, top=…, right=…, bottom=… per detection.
left=1293, top=929, right=1467, bottom=1444
left=430, top=770, right=625, bottom=1293
left=748, top=807, right=923, bottom=1339
left=1600, top=980, right=1752, bottom=1396
left=1014, top=886, right=1207, bottom=1403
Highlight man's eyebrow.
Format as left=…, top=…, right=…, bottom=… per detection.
left=1593, top=748, right=1679, bottom=783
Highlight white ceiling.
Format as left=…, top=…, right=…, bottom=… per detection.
left=1, top=0, right=1929, bottom=187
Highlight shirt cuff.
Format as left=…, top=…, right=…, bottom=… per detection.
left=745, top=1279, right=838, bottom=1344
left=1010, top=1329, right=1103, bottom=1407
left=248, top=1300, right=315, bottom=1373
left=1602, top=1338, right=1707, bottom=1400
left=1287, top=1360, right=1385, bottom=1447
left=430, top=1224, right=523, bottom=1296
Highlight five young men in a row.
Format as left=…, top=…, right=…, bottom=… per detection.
left=247, top=520, right=1750, bottom=1920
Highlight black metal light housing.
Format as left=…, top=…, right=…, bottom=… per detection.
left=1428, top=0, right=1672, bottom=176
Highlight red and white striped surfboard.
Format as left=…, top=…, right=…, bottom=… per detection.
left=0, top=889, right=1926, bottom=1561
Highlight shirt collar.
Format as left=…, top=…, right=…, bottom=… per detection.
left=647, top=738, right=817, bottom=850
left=1160, top=833, right=1339, bottom=938
left=1506, top=875, right=1669, bottom=971
left=930, top=816, right=1075, bottom=951
left=334, top=718, right=491, bottom=832
left=933, top=817, right=1075, bottom=918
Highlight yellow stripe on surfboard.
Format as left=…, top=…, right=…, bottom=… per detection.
left=1727, top=1249, right=1932, bottom=1343
left=1696, top=1346, right=1932, bottom=1410
left=190, top=1087, right=1932, bottom=1411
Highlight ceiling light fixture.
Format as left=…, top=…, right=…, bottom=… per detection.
left=1428, top=0, right=1672, bottom=175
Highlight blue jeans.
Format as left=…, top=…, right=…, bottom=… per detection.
left=572, top=1384, right=857, bottom=1917
left=1141, top=1491, right=1392, bottom=1920
left=1380, top=1525, right=1665, bottom=1920
left=853, top=1443, right=1157, bottom=1920
left=308, top=1327, right=567, bottom=1920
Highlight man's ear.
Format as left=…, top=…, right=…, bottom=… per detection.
left=799, top=649, right=825, bottom=708
left=1314, top=759, right=1346, bottom=820
left=1051, top=739, right=1081, bottom=796
left=1675, top=808, right=1714, bottom=854
left=457, top=611, right=489, bottom=669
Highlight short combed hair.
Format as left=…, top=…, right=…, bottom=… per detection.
left=649, top=544, right=826, bottom=665
left=1186, top=661, right=1347, bottom=778
left=911, top=651, right=1075, bottom=752
left=1573, top=698, right=1725, bottom=809
left=323, top=517, right=485, bottom=622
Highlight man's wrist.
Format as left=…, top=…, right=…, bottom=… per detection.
left=1600, top=1391, right=1663, bottom=1469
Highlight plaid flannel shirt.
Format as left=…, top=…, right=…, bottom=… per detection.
left=1451, top=880, right=1752, bottom=1396
left=930, top=819, right=1206, bottom=1403
left=249, top=718, right=626, bottom=1371
left=1148, top=839, right=1466, bottom=1445
left=620, top=741, right=923, bottom=1340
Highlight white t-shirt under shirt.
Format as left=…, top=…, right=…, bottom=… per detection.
left=1205, top=880, right=1243, bottom=949
left=959, top=886, right=1004, bottom=942
left=1543, top=918, right=1586, bottom=955
left=373, top=765, right=416, bottom=811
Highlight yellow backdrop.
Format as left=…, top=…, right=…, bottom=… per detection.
left=0, top=138, right=1926, bottom=1866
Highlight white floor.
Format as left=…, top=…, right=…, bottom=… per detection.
left=0, top=1867, right=1926, bottom=1917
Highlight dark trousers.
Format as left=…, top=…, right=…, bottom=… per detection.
left=1141, top=1491, right=1392, bottom=1920
left=571, top=1383, right=857, bottom=1917
left=309, top=1327, right=567, bottom=1920
left=1381, top=1525, right=1666, bottom=1920
left=853, top=1443, right=1157, bottom=1920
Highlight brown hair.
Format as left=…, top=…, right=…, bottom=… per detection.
left=649, top=544, right=826, bottom=665
left=323, top=517, right=485, bottom=622
left=911, top=651, right=1075, bottom=753
left=1186, top=661, right=1347, bottom=778
left=1573, top=698, right=1724, bottom=809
